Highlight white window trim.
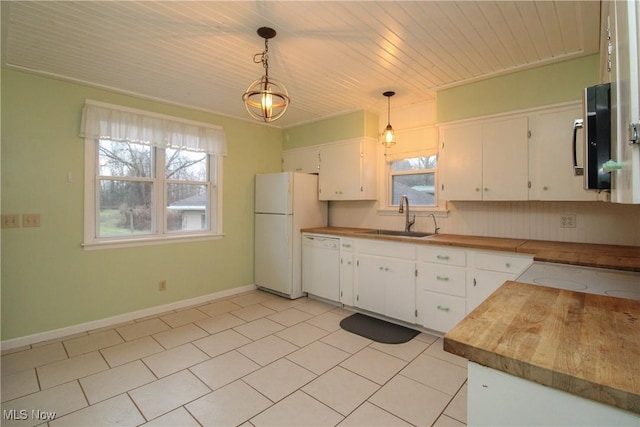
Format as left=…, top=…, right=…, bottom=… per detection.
left=82, top=139, right=224, bottom=250
left=377, top=148, right=447, bottom=216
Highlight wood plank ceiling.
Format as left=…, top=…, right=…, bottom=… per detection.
left=1, top=1, right=600, bottom=127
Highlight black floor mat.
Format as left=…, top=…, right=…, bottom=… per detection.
left=340, top=313, right=420, bottom=344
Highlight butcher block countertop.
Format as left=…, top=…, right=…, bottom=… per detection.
left=301, top=227, right=640, bottom=271
left=443, top=281, right=640, bottom=414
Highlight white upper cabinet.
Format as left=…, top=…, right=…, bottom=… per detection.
left=528, top=103, right=599, bottom=201
left=440, top=116, right=529, bottom=201
left=482, top=117, right=529, bottom=200
left=439, top=123, right=483, bottom=200
left=282, top=146, right=320, bottom=174
left=318, top=137, right=377, bottom=201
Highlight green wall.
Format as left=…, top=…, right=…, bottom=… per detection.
left=437, top=54, right=600, bottom=123
left=1, top=70, right=282, bottom=340
left=283, top=110, right=379, bottom=150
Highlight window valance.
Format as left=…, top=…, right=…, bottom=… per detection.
left=80, top=101, right=227, bottom=156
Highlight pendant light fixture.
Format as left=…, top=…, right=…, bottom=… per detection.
left=242, top=27, right=290, bottom=123
left=381, top=91, right=396, bottom=148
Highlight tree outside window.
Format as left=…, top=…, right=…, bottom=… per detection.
left=390, top=154, right=437, bottom=206
left=97, top=140, right=211, bottom=237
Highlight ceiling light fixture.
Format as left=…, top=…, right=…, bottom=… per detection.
left=381, top=91, right=396, bottom=148
left=242, top=27, right=290, bottom=123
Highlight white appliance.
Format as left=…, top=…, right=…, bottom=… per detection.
left=302, top=234, right=340, bottom=301
left=517, top=262, right=640, bottom=300
left=254, top=172, right=328, bottom=298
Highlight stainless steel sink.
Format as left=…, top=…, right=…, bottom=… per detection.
left=359, top=229, right=435, bottom=238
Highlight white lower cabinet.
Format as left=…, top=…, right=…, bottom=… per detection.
left=339, top=238, right=355, bottom=306
left=417, top=246, right=468, bottom=332
left=355, top=240, right=416, bottom=324
left=301, top=234, right=534, bottom=331
left=468, top=362, right=640, bottom=426
left=418, top=291, right=467, bottom=333
left=467, top=251, right=533, bottom=314
left=356, top=254, right=389, bottom=315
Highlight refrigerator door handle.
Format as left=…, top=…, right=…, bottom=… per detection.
left=285, top=219, right=290, bottom=243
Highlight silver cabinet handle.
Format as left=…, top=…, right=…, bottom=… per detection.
left=436, top=255, right=450, bottom=260
left=437, top=305, right=450, bottom=312
left=436, top=276, right=449, bottom=281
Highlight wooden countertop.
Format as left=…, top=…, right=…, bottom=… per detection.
left=443, top=281, right=640, bottom=414
left=516, top=240, right=640, bottom=272
left=302, top=227, right=640, bottom=271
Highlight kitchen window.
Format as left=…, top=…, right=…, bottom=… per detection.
left=389, top=153, right=438, bottom=207
left=81, top=101, right=226, bottom=249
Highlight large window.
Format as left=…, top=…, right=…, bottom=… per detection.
left=82, top=101, right=226, bottom=248
left=389, top=154, right=438, bottom=207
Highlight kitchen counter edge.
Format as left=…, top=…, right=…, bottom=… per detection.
left=443, top=280, right=640, bottom=415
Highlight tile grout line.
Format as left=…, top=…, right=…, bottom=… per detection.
left=2, top=293, right=468, bottom=426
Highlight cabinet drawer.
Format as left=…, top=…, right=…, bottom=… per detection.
left=474, top=252, right=532, bottom=275
left=419, top=246, right=466, bottom=266
left=357, top=239, right=416, bottom=260
left=419, top=264, right=466, bottom=297
left=420, top=291, right=466, bottom=333
left=340, top=238, right=355, bottom=252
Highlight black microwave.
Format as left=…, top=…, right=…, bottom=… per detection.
left=583, top=83, right=612, bottom=190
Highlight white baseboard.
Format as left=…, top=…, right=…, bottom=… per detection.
left=1, top=284, right=257, bottom=351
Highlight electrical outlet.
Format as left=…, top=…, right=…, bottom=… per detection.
left=560, top=214, right=577, bottom=228
left=1, top=214, right=20, bottom=228
left=23, top=213, right=41, bottom=228
left=159, top=280, right=167, bottom=291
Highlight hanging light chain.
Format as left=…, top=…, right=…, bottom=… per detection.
left=253, top=38, right=270, bottom=78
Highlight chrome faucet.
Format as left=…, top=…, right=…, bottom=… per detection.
left=429, top=213, right=440, bottom=234
left=398, top=195, right=415, bottom=232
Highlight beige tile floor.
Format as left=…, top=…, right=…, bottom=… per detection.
left=1, top=290, right=468, bottom=427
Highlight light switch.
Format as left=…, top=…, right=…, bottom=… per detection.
left=1, top=214, right=20, bottom=228
left=23, top=214, right=41, bottom=228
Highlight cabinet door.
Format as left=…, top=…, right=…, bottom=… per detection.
left=482, top=117, right=529, bottom=200
left=466, top=270, right=515, bottom=314
left=528, top=105, right=597, bottom=201
left=282, top=147, right=319, bottom=174
left=383, top=258, right=416, bottom=324
left=340, top=252, right=354, bottom=306
left=440, top=124, right=483, bottom=200
left=355, top=254, right=386, bottom=314
left=319, top=141, right=361, bottom=200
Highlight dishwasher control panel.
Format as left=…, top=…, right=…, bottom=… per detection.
left=303, top=234, right=340, bottom=249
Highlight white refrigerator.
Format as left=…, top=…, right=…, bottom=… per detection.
left=254, top=172, right=328, bottom=298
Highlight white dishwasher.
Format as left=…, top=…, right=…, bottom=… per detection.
left=302, top=234, right=340, bottom=302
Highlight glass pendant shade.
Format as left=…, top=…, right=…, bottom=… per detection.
left=381, top=91, right=396, bottom=148
left=242, top=76, right=290, bottom=122
left=383, top=124, right=396, bottom=147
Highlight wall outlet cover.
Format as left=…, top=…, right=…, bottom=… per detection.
left=1, top=214, right=20, bottom=228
